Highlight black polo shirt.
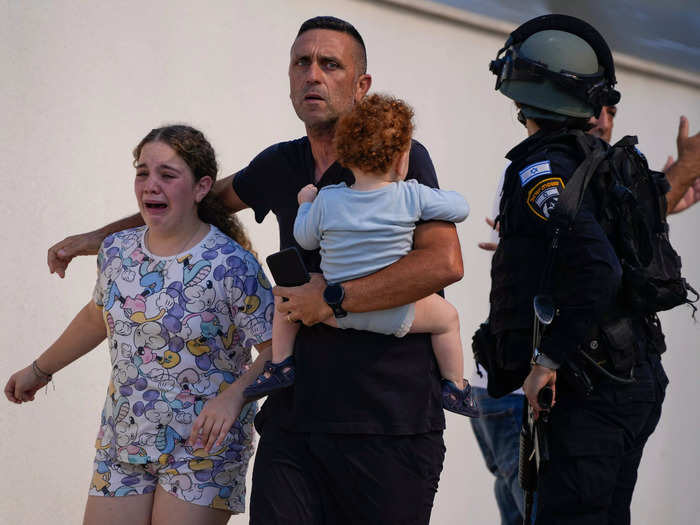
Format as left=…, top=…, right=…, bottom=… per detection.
left=233, top=137, right=445, bottom=435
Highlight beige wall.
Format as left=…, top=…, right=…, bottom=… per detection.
left=1, top=1, right=698, bottom=523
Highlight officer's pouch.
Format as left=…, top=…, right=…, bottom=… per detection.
left=472, top=321, right=496, bottom=373
left=491, top=331, right=531, bottom=398
left=471, top=323, right=530, bottom=398
left=596, top=318, right=637, bottom=373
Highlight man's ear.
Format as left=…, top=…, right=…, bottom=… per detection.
left=355, top=74, right=372, bottom=103
left=393, top=149, right=410, bottom=180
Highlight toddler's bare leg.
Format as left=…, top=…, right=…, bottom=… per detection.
left=410, top=294, right=464, bottom=388
left=322, top=317, right=338, bottom=328
left=272, top=296, right=299, bottom=364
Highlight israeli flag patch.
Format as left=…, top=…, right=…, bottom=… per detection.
left=519, top=160, right=552, bottom=186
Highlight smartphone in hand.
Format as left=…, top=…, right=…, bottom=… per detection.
left=266, top=247, right=310, bottom=288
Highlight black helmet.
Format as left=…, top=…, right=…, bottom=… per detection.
left=489, top=14, right=621, bottom=120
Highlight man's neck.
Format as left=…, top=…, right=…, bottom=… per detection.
left=307, top=123, right=337, bottom=183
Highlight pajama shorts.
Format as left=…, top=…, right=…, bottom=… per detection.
left=88, top=442, right=253, bottom=513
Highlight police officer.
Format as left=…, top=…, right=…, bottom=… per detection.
left=488, top=15, right=669, bottom=524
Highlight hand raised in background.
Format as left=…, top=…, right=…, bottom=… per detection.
left=667, top=116, right=700, bottom=215
left=478, top=216, right=500, bottom=252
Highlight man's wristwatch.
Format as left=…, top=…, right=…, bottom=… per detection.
left=323, top=283, right=347, bottom=318
left=532, top=348, right=560, bottom=370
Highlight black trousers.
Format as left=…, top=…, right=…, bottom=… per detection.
left=250, top=428, right=445, bottom=524
left=535, top=353, right=668, bottom=525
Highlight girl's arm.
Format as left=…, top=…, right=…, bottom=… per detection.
left=4, top=301, right=107, bottom=403
left=187, top=339, right=272, bottom=452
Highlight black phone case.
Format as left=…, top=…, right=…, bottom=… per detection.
left=266, top=247, right=310, bottom=287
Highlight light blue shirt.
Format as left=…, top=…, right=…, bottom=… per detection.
left=294, top=179, right=469, bottom=283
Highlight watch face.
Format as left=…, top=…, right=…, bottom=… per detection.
left=324, top=284, right=344, bottom=304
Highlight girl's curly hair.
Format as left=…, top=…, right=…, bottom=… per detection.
left=133, top=125, right=255, bottom=256
left=334, top=93, right=414, bottom=175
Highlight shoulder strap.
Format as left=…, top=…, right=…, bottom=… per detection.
left=548, top=130, right=607, bottom=232
left=538, top=131, right=607, bottom=293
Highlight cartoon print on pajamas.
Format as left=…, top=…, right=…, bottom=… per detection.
left=161, top=470, right=204, bottom=502
left=142, top=400, right=183, bottom=456
left=90, top=226, right=273, bottom=510
left=181, top=255, right=211, bottom=287
left=181, top=280, right=222, bottom=357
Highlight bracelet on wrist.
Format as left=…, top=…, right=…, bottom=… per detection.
left=32, top=360, right=53, bottom=382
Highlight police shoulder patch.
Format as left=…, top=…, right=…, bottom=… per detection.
left=518, top=160, right=552, bottom=186
left=526, top=177, right=565, bottom=221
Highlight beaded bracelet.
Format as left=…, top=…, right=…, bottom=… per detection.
left=32, top=360, right=53, bottom=382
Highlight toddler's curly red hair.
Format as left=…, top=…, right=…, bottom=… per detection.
left=334, top=93, right=414, bottom=175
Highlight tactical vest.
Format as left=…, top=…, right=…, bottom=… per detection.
left=490, top=134, right=586, bottom=337
left=479, top=134, right=587, bottom=396
left=481, top=129, right=696, bottom=394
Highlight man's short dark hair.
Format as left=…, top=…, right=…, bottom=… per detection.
left=297, top=16, right=367, bottom=74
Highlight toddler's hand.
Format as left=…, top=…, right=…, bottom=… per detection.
left=298, top=184, right=318, bottom=204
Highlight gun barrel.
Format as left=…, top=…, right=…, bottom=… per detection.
left=518, top=425, right=536, bottom=492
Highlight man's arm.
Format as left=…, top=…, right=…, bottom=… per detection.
left=538, top=206, right=622, bottom=366
left=212, top=173, right=250, bottom=213
left=274, top=221, right=464, bottom=325
left=664, top=116, right=700, bottom=214
left=47, top=172, right=249, bottom=277
left=47, top=214, right=144, bottom=278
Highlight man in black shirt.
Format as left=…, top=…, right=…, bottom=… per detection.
left=234, top=18, right=462, bottom=524
left=47, top=17, right=463, bottom=524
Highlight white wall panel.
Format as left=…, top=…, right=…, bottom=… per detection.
left=1, top=1, right=698, bottom=523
